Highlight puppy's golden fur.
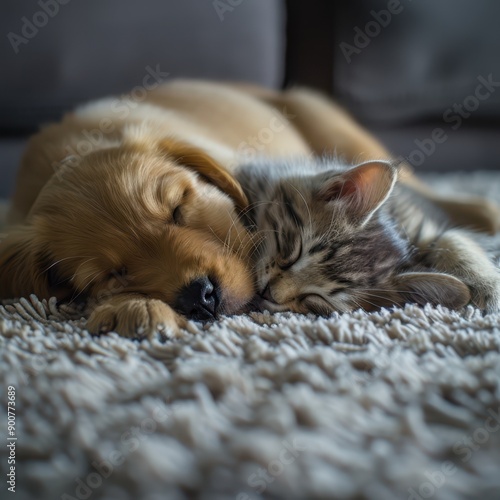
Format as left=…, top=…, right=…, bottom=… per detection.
left=1, top=80, right=498, bottom=338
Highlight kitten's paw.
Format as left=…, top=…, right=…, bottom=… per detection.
left=469, top=277, right=500, bottom=314
left=87, top=294, right=188, bottom=340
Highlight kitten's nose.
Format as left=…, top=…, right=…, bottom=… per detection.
left=175, top=277, right=220, bottom=321
left=260, top=282, right=276, bottom=303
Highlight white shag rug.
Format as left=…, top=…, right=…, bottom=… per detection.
left=1, top=173, right=500, bottom=500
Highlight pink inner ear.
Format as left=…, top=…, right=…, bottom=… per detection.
left=320, top=162, right=396, bottom=222
left=323, top=178, right=358, bottom=201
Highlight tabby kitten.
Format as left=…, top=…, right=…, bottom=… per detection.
left=236, top=158, right=500, bottom=315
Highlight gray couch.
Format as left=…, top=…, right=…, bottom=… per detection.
left=0, top=0, right=285, bottom=198
left=286, top=0, right=500, bottom=173
left=1, top=0, right=499, bottom=199
left=332, top=0, right=500, bottom=173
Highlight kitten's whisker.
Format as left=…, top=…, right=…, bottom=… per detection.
left=286, top=182, right=312, bottom=229
left=235, top=233, right=264, bottom=259
left=207, top=225, right=231, bottom=251
left=241, top=200, right=279, bottom=213
left=347, top=296, right=365, bottom=312
left=73, top=257, right=99, bottom=277
left=41, top=255, right=93, bottom=273
left=222, top=209, right=245, bottom=250
left=358, top=292, right=401, bottom=307
left=355, top=295, right=388, bottom=310
left=69, top=273, right=101, bottom=304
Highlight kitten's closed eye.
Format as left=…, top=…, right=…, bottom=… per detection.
left=276, top=239, right=302, bottom=270
left=247, top=159, right=411, bottom=316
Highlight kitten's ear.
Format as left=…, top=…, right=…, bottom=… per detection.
left=319, top=161, right=397, bottom=224
left=394, top=272, right=470, bottom=309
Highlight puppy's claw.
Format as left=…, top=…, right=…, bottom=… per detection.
left=87, top=295, right=189, bottom=340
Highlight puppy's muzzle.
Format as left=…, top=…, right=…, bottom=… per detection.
left=175, top=277, right=220, bottom=321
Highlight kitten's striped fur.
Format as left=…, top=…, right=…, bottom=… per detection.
left=236, top=158, right=500, bottom=315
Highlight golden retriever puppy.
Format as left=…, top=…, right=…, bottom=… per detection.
left=0, top=81, right=310, bottom=338
left=1, top=80, right=498, bottom=339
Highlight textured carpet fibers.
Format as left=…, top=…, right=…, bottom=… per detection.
left=1, top=172, right=500, bottom=500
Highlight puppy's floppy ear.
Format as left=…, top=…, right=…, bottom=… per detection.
left=0, top=226, right=46, bottom=299
left=0, top=226, right=72, bottom=301
left=158, top=138, right=248, bottom=211
left=318, top=161, right=397, bottom=225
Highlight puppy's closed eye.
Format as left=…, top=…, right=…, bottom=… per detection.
left=172, top=206, right=183, bottom=225
left=38, top=252, right=74, bottom=301
left=105, top=267, right=129, bottom=287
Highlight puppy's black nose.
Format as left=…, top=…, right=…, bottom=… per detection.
left=175, top=277, right=220, bottom=321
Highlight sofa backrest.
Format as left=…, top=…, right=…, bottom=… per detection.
left=1, top=0, right=285, bottom=133
left=332, top=0, right=500, bottom=125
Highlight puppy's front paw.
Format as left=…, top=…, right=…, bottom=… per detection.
left=87, top=294, right=188, bottom=340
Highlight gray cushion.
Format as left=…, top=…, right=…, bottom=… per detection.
left=1, top=0, right=285, bottom=130
left=375, top=124, right=500, bottom=172
left=0, top=139, right=25, bottom=198
left=333, top=0, right=500, bottom=124
left=332, top=0, right=500, bottom=172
